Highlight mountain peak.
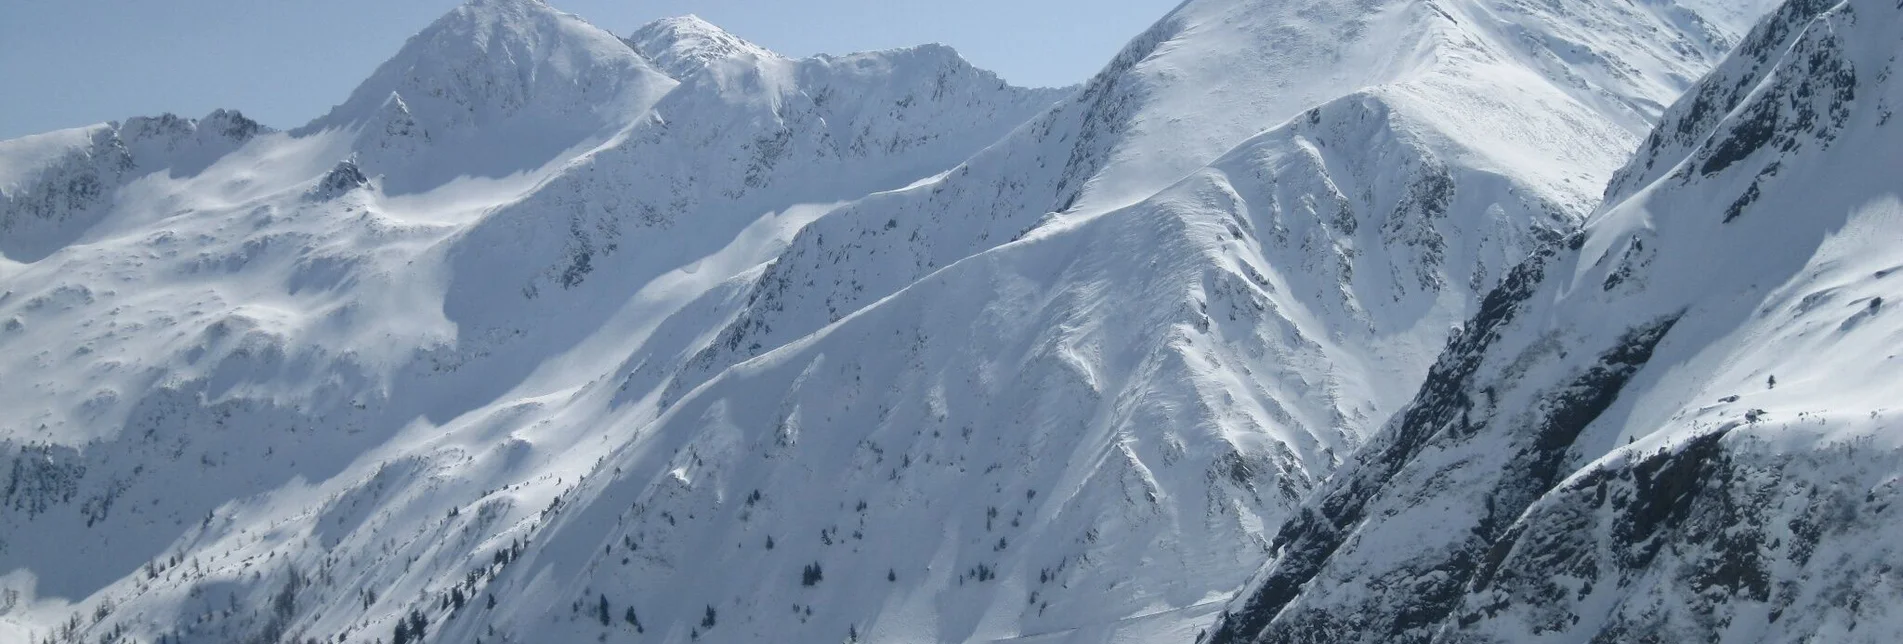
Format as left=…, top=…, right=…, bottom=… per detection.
left=636, top=13, right=721, bottom=34
left=626, top=14, right=778, bottom=78
left=437, top=0, right=561, bottom=34
left=305, top=0, right=672, bottom=138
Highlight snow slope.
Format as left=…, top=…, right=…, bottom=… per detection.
left=0, top=0, right=1788, bottom=642
left=1210, top=0, right=1903, bottom=641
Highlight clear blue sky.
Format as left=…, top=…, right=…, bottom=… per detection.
left=0, top=0, right=1180, bottom=140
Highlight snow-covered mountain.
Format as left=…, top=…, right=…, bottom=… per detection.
left=1209, top=0, right=1903, bottom=641
left=0, top=0, right=1808, bottom=642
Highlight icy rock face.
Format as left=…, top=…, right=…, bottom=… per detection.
left=310, top=159, right=371, bottom=200
left=1210, top=1, right=1903, bottom=642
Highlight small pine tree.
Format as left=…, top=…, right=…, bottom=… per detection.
left=598, top=594, right=612, bottom=627
left=766, top=535, right=774, bottom=550
left=625, top=606, right=643, bottom=632
left=887, top=568, right=896, bottom=582
left=702, top=605, right=717, bottom=629
left=408, top=609, right=428, bottom=640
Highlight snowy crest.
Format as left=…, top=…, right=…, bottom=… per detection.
left=626, top=14, right=781, bottom=79
left=313, top=0, right=673, bottom=133
left=306, top=0, right=676, bottom=187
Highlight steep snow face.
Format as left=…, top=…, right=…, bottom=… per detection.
left=305, top=0, right=678, bottom=192
left=1210, top=1, right=1903, bottom=641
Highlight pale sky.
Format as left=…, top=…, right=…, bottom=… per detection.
left=0, top=0, right=1181, bottom=140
